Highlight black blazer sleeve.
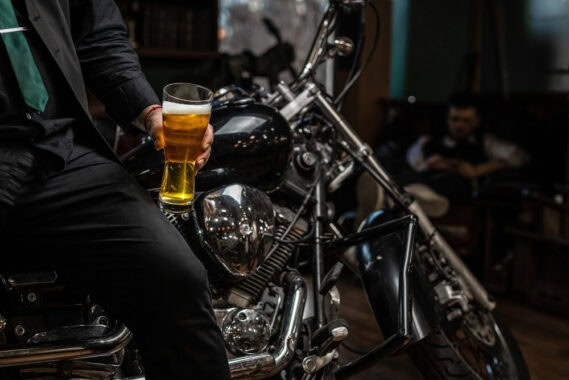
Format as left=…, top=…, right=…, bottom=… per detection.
left=69, top=0, right=159, bottom=126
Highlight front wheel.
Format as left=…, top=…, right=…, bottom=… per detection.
left=409, top=308, right=529, bottom=380
left=408, top=245, right=529, bottom=380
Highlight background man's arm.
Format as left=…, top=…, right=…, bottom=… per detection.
left=406, top=135, right=431, bottom=172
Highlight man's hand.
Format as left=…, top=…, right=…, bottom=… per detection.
left=138, top=105, right=214, bottom=171
left=455, top=159, right=508, bottom=179
left=142, top=106, right=165, bottom=150
left=195, top=123, right=213, bottom=172
left=454, top=161, right=477, bottom=179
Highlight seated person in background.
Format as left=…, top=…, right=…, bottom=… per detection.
left=356, top=94, right=530, bottom=224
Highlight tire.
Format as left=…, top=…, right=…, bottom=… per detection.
left=408, top=309, right=530, bottom=380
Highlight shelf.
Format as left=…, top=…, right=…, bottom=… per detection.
left=137, top=48, right=219, bottom=59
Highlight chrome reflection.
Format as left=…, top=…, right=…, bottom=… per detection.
left=198, top=184, right=275, bottom=278
left=0, top=323, right=131, bottom=368
left=222, top=308, right=271, bottom=355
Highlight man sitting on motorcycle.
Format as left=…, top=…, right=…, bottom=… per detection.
left=0, top=0, right=230, bottom=378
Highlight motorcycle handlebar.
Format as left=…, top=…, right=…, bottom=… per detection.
left=299, top=0, right=369, bottom=81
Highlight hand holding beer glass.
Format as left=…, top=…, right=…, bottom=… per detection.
left=160, top=83, right=213, bottom=213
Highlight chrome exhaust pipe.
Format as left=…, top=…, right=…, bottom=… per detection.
left=0, top=323, right=131, bottom=367
left=229, top=271, right=307, bottom=379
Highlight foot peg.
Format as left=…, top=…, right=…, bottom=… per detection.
left=311, top=319, right=349, bottom=356
left=304, top=319, right=349, bottom=374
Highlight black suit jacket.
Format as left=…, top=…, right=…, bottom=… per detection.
left=23, top=0, right=159, bottom=154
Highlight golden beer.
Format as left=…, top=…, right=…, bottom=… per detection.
left=159, top=100, right=211, bottom=212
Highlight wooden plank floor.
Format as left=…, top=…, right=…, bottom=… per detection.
left=335, top=273, right=569, bottom=379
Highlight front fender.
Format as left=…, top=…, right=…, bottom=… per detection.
left=357, top=209, right=439, bottom=343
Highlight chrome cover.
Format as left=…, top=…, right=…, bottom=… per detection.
left=229, top=271, right=307, bottom=379
left=222, top=308, right=271, bottom=355
left=197, top=184, right=275, bottom=278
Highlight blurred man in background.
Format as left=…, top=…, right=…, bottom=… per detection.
left=356, top=94, right=530, bottom=224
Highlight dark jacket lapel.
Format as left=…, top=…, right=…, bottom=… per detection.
left=24, top=0, right=91, bottom=121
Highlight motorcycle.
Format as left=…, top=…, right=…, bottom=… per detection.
left=0, top=0, right=528, bottom=379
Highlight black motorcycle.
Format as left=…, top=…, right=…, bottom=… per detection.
left=0, top=1, right=528, bottom=379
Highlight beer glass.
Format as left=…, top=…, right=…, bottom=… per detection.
left=159, top=83, right=213, bottom=213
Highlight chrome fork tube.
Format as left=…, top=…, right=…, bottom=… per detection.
left=299, top=6, right=337, bottom=80
left=408, top=202, right=496, bottom=310
left=312, top=89, right=411, bottom=206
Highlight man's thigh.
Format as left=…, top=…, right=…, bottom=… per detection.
left=4, top=143, right=206, bottom=318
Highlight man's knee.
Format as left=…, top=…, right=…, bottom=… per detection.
left=147, top=237, right=210, bottom=305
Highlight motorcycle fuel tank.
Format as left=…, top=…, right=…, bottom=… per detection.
left=121, top=102, right=292, bottom=194
left=196, top=103, right=292, bottom=192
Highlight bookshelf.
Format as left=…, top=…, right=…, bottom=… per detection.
left=116, top=0, right=219, bottom=59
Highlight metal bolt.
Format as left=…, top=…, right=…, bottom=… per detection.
left=301, top=152, right=316, bottom=167
left=304, top=358, right=316, bottom=372
left=27, top=292, right=38, bottom=303
left=239, top=223, right=252, bottom=236
left=14, top=325, right=25, bottom=336
left=97, top=316, right=110, bottom=326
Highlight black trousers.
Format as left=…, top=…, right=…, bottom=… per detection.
left=2, top=141, right=231, bottom=380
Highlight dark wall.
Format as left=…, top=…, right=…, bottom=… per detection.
left=480, top=0, right=569, bottom=94
left=390, top=1, right=472, bottom=102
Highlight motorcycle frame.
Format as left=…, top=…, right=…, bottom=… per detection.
left=273, top=0, right=495, bottom=313
left=326, top=214, right=419, bottom=376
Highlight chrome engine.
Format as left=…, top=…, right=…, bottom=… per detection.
left=194, top=184, right=275, bottom=280
left=161, top=184, right=311, bottom=379
left=190, top=184, right=310, bottom=378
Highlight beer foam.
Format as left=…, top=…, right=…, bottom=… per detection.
left=163, top=101, right=211, bottom=115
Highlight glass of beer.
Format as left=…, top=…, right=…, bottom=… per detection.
left=159, top=83, right=213, bottom=213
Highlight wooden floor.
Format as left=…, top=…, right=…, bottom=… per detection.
left=335, top=273, right=569, bottom=379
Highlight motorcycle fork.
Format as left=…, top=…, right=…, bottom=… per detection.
left=309, top=84, right=496, bottom=312
left=313, top=179, right=327, bottom=328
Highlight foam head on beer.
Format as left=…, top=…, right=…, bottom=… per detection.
left=162, top=101, right=212, bottom=116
